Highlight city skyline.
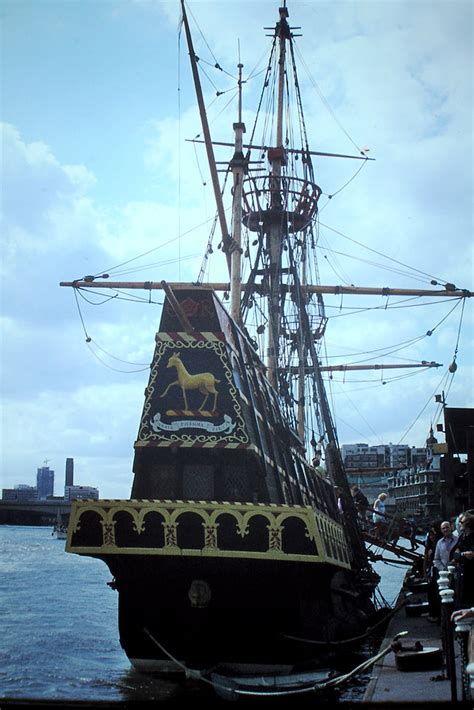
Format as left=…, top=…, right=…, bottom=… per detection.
left=5, top=430, right=445, bottom=493
left=3, top=458, right=98, bottom=500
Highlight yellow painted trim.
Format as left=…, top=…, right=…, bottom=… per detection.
left=66, top=499, right=351, bottom=568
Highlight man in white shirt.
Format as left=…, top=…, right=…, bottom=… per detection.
left=433, top=520, right=457, bottom=571
left=426, top=521, right=457, bottom=622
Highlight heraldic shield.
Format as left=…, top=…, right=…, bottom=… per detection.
left=135, top=333, right=249, bottom=449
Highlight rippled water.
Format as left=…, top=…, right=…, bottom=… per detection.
left=0, top=525, right=406, bottom=704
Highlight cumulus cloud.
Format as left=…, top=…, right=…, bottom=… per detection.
left=1, top=124, right=96, bottom=240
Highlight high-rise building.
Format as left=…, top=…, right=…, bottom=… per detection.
left=37, top=466, right=54, bottom=499
left=65, top=458, right=74, bottom=488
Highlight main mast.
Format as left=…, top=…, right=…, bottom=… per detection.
left=265, top=5, right=289, bottom=387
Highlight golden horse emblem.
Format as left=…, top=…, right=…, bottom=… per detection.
left=160, top=352, right=220, bottom=412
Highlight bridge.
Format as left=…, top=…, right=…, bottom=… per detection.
left=0, top=500, right=72, bottom=526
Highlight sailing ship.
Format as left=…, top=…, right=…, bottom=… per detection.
left=63, top=0, right=471, bottom=684
left=53, top=509, right=68, bottom=540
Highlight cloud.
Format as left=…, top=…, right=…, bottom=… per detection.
left=1, top=381, right=144, bottom=497
left=1, top=123, right=96, bottom=239
left=0, top=118, right=213, bottom=497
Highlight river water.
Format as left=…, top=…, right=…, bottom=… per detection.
left=0, top=525, right=407, bottom=705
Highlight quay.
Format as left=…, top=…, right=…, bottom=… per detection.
left=363, top=595, right=472, bottom=708
left=360, top=524, right=472, bottom=708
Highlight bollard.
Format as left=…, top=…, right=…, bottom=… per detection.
left=439, top=584, right=456, bottom=700
left=437, top=572, right=450, bottom=667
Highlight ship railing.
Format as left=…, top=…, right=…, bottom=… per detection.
left=65, top=498, right=352, bottom=569
left=357, top=508, right=421, bottom=550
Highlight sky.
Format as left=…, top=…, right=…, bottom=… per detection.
left=1, top=0, right=472, bottom=498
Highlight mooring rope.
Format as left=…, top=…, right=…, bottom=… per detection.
left=143, top=627, right=408, bottom=699
left=280, top=594, right=409, bottom=646
left=316, top=631, right=408, bottom=690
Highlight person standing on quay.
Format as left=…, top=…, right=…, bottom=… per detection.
left=450, top=512, right=474, bottom=607
left=425, top=520, right=457, bottom=623
left=422, top=521, right=442, bottom=578
left=433, top=520, right=457, bottom=572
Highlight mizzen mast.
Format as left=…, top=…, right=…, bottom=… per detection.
left=229, top=63, right=246, bottom=323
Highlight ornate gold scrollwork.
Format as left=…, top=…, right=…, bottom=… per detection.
left=101, top=520, right=116, bottom=547
left=268, top=525, right=283, bottom=552
left=203, top=523, right=219, bottom=549
left=163, top=521, right=179, bottom=548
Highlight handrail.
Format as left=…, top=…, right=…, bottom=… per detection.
left=357, top=508, right=424, bottom=564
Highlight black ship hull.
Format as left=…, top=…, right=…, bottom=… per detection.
left=67, top=495, right=379, bottom=675
left=112, top=555, right=376, bottom=673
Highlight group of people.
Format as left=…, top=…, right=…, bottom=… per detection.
left=344, top=487, right=396, bottom=538
left=336, top=484, right=382, bottom=528
left=334, top=485, right=474, bottom=611
left=423, top=511, right=474, bottom=621
left=334, top=483, right=474, bottom=623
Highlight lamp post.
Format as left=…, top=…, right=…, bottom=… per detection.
left=438, top=571, right=456, bottom=700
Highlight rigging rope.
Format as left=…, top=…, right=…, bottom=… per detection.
left=325, top=334, right=433, bottom=361
left=318, top=242, right=448, bottom=285
left=87, top=338, right=148, bottom=367
left=103, top=253, right=201, bottom=279
left=86, top=343, right=149, bottom=374
left=73, top=289, right=152, bottom=374
left=294, top=43, right=366, bottom=156
left=73, top=288, right=91, bottom=341
left=85, top=215, right=223, bottom=281
left=397, top=369, right=452, bottom=444
left=325, top=298, right=465, bottom=331
left=322, top=158, right=368, bottom=201
left=76, top=286, right=162, bottom=306
left=184, top=1, right=235, bottom=80
left=318, top=220, right=462, bottom=287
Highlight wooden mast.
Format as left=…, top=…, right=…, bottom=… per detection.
left=180, top=0, right=232, bottom=276
left=229, top=63, right=246, bottom=323
left=265, top=5, right=290, bottom=387
left=59, top=281, right=472, bottom=299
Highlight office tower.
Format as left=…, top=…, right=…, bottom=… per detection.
left=65, top=458, right=74, bottom=488
left=37, top=466, right=54, bottom=499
